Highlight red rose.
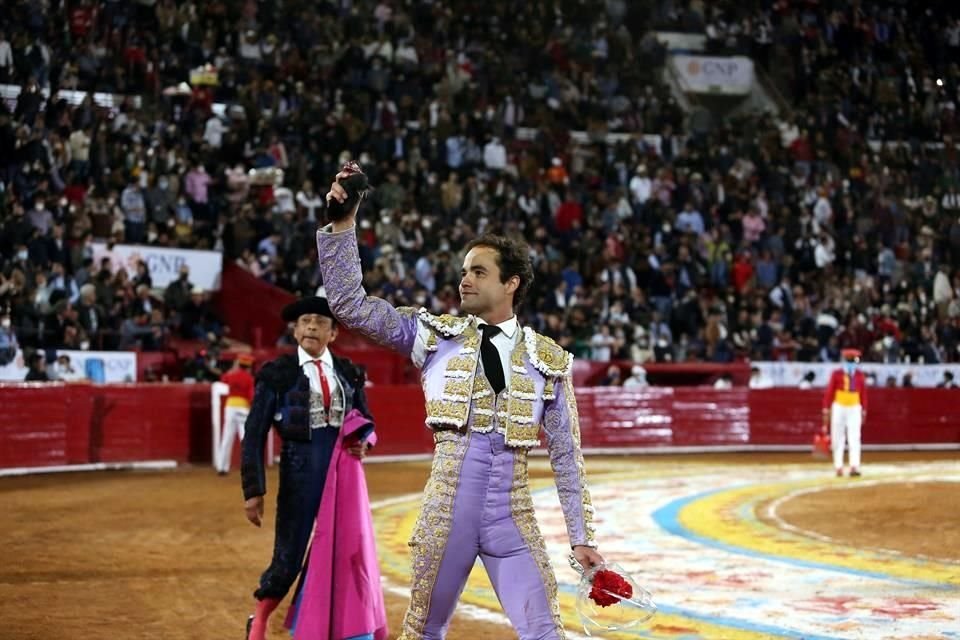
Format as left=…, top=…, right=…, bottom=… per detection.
left=589, top=569, right=633, bottom=608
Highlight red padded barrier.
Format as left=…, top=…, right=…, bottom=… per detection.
left=574, top=388, right=753, bottom=447
left=1, top=384, right=957, bottom=469
left=746, top=388, right=960, bottom=446
left=1, top=384, right=73, bottom=468
left=576, top=388, right=959, bottom=447
left=87, top=385, right=200, bottom=462
left=0, top=383, right=209, bottom=468
left=365, top=385, right=432, bottom=455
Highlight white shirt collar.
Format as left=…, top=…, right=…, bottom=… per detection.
left=298, top=345, right=333, bottom=368
left=476, top=315, right=519, bottom=339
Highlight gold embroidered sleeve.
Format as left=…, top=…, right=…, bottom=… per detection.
left=542, top=375, right=596, bottom=548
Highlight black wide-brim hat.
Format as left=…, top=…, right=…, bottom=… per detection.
left=281, top=296, right=335, bottom=322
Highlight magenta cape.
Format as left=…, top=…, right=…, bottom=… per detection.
left=284, top=409, right=388, bottom=640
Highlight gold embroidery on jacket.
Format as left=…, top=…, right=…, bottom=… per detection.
left=510, top=374, right=537, bottom=400
left=417, top=309, right=471, bottom=336
left=543, top=378, right=556, bottom=400
left=425, top=337, right=478, bottom=427
left=425, top=400, right=469, bottom=428
left=562, top=376, right=596, bottom=546
left=509, top=447, right=565, bottom=637
left=523, top=327, right=573, bottom=377
left=446, top=355, right=476, bottom=374
left=502, top=340, right=540, bottom=446
left=470, top=374, right=495, bottom=432
left=400, top=431, right=471, bottom=638
left=442, top=378, right=472, bottom=402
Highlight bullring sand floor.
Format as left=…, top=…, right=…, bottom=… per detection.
left=2, top=451, right=958, bottom=639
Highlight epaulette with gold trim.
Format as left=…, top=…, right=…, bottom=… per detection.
left=417, top=308, right=471, bottom=337
left=522, top=327, right=573, bottom=378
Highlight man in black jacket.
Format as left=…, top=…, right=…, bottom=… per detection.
left=240, top=295, right=375, bottom=640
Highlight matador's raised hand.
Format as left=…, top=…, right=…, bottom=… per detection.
left=325, top=163, right=369, bottom=229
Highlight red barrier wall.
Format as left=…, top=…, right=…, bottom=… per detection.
left=0, top=383, right=210, bottom=469
left=1, top=384, right=957, bottom=469
left=576, top=388, right=960, bottom=447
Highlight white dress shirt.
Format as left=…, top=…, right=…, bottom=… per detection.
left=476, top=316, right=519, bottom=389
left=411, top=315, right=520, bottom=387
left=298, top=345, right=343, bottom=407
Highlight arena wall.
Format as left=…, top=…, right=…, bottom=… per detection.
left=1, top=383, right=957, bottom=471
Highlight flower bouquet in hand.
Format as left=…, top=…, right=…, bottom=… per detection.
left=568, top=554, right=656, bottom=636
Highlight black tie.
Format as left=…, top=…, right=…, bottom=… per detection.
left=480, top=324, right=505, bottom=395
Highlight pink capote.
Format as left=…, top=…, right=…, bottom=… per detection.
left=284, top=409, right=388, bottom=640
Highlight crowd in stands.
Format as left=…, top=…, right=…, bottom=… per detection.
left=1, top=0, right=959, bottom=385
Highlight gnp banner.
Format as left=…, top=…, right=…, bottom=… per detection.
left=671, top=55, right=754, bottom=95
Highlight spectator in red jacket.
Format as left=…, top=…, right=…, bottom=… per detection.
left=731, top=250, right=755, bottom=293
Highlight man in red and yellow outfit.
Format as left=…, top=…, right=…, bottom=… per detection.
left=822, top=348, right=868, bottom=477
left=216, top=354, right=256, bottom=474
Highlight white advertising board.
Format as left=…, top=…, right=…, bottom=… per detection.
left=91, top=243, right=222, bottom=291
left=671, top=55, right=754, bottom=95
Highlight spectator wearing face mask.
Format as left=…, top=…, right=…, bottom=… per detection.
left=601, top=364, right=623, bottom=386
left=878, top=333, right=900, bottom=363
left=52, top=354, right=85, bottom=381
left=145, top=174, right=175, bottom=228
left=164, top=265, right=194, bottom=313
left=75, top=283, right=104, bottom=341
left=623, top=364, right=649, bottom=388
left=589, top=324, right=617, bottom=362
left=31, top=271, right=55, bottom=315
left=27, top=197, right=55, bottom=236
left=48, top=261, right=79, bottom=305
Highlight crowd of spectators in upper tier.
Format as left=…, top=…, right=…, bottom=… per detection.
left=1, top=1, right=958, bottom=385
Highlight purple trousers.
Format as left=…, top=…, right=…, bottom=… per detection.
left=400, top=430, right=563, bottom=640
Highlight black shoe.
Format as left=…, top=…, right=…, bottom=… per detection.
left=850, top=469, right=861, bottom=477
left=218, top=470, right=228, bottom=476
left=246, top=614, right=253, bottom=639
